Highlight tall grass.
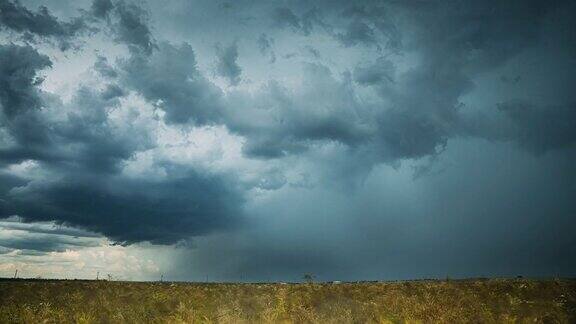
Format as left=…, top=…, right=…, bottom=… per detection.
left=1, top=278, right=574, bottom=323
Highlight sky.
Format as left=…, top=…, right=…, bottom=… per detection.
left=0, top=0, right=575, bottom=282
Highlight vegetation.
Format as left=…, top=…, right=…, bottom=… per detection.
left=0, top=278, right=574, bottom=323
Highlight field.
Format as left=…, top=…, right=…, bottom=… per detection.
left=0, top=278, right=575, bottom=323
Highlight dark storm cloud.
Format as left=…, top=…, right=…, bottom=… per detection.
left=224, top=65, right=370, bottom=159
left=0, top=233, right=99, bottom=253
left=0, top=44, right=51, bottom=118
left=1, top=169, right=244, bottom=245
left=0, top=1, right=244, bottom=247
left=0, top=218, right=100, bottom=238
left=177, top=0, right=568, bottom=164
left=0, top=98, right=245, bottom=245
left=0, top=0, right=87, bottom=49
left=1, top=80, right=141, bottom=171
left=0, top=218, right=102, bottom=253
left=51, top=86, right=150, bottom=174
left=353, top=57, right=394, bottom=85
left=171, top=139, right=576, bottom=282
left=335, top=5, right=400, bottom=49
left=272, top=7, right=324, bottom=36
left=90, top=0, right=155, bottom=54
left=91, top=0, right=113, bottom=19
left=0, top=172, right=26, bottom=195
left=1, top=0, right=576, bottom=280
left=497, top=101, right=576, bottom=154
left=119, top=41, right=222, bottom=125
left=136, top=0, right=545, bottom=163
left=0, top=44, right=55, bottom=165
left=0, top=45, right=245, bottom=245
left=112, top=1, right=155, bottom=54
left=215, top=42, right=242, bottom=86
left=337, top=0, right=567, bottom=163
left=336, top=20, right=377, bottom=48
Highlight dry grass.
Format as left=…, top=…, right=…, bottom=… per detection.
left=0, top=278, right=574, bottom=323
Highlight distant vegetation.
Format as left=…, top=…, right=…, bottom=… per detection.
left=0, top=278, right=574, bottom=323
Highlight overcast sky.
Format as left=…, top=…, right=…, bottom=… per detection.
left=0, top=0, right=575, bottom=282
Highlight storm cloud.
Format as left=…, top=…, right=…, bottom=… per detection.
left=0, top=0, right=88, bottom=49
left=0, top=0, right=575, bottom=280
left=119, top=41, right=223, bottom=125
left=215, top=42, right=242, bottom=86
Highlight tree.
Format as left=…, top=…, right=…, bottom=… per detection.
left=303, top=273, right=314, bottom=283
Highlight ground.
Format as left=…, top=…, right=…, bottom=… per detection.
left=0, top=278, right=575, bottom=323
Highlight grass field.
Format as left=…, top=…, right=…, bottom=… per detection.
left=0, top=278, right=575, bottom=323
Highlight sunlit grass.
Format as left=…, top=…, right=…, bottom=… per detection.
left=1, top=278, right=574, bottom=323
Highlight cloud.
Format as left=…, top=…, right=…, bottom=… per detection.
left=0, top=221, right=162, bottom=280
left=271, top=7, right=324, bottom=36
left=272, top=8, right=301, bottom=32
left=91, top=0, right=113, bottom=19
left=0, top=44, right=55, bottom=165
left=257, top=33, right=275, bottom=63
left=0, top=227, right=101, bottom=253
left=112, top=1, right=155, bottom=54
left=223, top=64, right=370, bottom=159
left=50, top=86, right=151, bottom=173
left=100, top=83, right=126, bottom=100
left=0, top=0, right=87, bottom=49
left=0, top=86, right=244, bottom=244
left=119, top=41, right=223, bottom=125
left=0, top=43, right=245, bottom=245
left=215, top=42, right=242, bottom=86
left=93, top=55, right=118, bottom=78
left=353, top=58, right=394, bottom=85
left=1, top=0, right=576, bottom=280
left=336, top=5, right=400, bottom=49
left=1, top=167, right=244, bottom=245
left=336, top=20, right=376, bottom=47
left=497, top=101, right=576, bottom=154
left=90, top=0, right=155, bottom=54
left=0, top=216, right=100, bottom=238
left=0, top=44, right=51, bottom=118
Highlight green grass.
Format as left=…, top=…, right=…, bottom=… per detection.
left=0, top=278, right=574, bottom=323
